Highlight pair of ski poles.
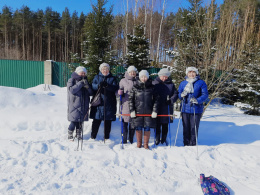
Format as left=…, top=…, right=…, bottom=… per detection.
left=174, top=98, right=199, bottom=160
left=75, top=84, right=104, bottom=151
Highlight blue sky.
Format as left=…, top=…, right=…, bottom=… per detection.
left=0, top=0, right=223, bottom=16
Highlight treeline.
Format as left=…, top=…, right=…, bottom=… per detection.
left=0, top=0, right=171, bottom=62
left=0, top=0, right=259, bottom=68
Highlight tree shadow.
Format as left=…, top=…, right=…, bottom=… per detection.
left=173, top=120, right=260, bottom=146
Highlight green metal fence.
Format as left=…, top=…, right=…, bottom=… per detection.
left=0, top=59, right=44, bottom=89
left=0, top=59, right=163, bottom=89
left=52, top=62, right=79, bottom=87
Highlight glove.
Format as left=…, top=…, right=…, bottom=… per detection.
left=151, top=112, right=157, bottom=118
left=100, top=81, right=108, bottom=88
left=81, top=79, right=87, bottom=84
left=81, top=79, right=89, bottom=89
left=181, top=91, right=187, bottom=98
left=118, top=89, right=124, bottom=96
left=190, top=97, right=198, bottom=104
left=130, top=111, right=136, bottom=118
left=166, top=99, right=171, bottom=105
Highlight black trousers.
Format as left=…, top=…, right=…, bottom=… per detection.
left=123, top=120, right=135, bottom=143
left=91, top=119, right=112, bottom=139
left=182, top=113, right=201, bottom=146
left=156, top=123, right=168, bottom=143
left=68, top=121, right=81, bottom=131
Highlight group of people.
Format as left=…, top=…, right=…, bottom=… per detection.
left=67, top=63, right=208, bottom=149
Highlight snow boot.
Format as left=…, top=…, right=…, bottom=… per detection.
left=155, top=133, right=160, bottom=145
left=136, top=130, right=142, bottom=148
left=129, top=128, right=135, bottom=144
left=161, top=128, right=168, bottom=144
left=144, top=131, right=150, bottom=149
left=68, top=130, right=74, bottom=140
left=76, top=129, right=82, bottom=140
left=123, top=128, right=128, bottom=143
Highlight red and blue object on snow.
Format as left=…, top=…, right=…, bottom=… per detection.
left=200, top=174, right=230, bottom=195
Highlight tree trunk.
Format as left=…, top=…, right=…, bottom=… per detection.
left=156, top=0, right=166, bottom=63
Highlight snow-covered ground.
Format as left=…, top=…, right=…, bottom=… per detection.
left=0, top=85, right=260, bottom=195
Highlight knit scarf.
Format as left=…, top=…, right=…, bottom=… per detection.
left=183, top=77, right=198, bottom=94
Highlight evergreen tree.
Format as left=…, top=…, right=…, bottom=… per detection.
left=82, top=0, right=113, bottom=79
left=125, top=24, right=150, bottom=71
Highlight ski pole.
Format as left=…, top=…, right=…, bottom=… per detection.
left=167, top=96, right=171, bottom=147
left=174, top=99, right=184, bottom=147
left=104, top=86, right=106, bottom=144
left=154, top=128, right=156, bottom=148
left=193, top=103, right=199, bottom=160
left=80, top=122, right=84, bottom=151
left=120, top=94, right=124, bottom=149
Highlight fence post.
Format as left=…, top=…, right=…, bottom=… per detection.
left=44, top=60, right=52, bottom=85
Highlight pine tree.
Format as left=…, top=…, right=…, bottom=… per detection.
left=125, top=24, right=150, bottom=71
left=82, top=0, right=113, bottom=80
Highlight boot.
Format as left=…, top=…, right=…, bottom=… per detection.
left=155, top=133, right=160, bottom=145
left=143, top=131, right=151, bottom=149
left=68, top=130, right=74, bottom=140
left=123, top=126, right=128, bottom=144
left=76, top=129, right=82, bottom=140
left=136, top=130, right=142, bottom=148
left=161, top=133, right=167, bottom=144
left=161, top=127, right=168, bottom=145
left=129, top=128, right=135, bottom=144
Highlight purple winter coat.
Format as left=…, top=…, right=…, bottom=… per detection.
left=119, top=72, right=137, bottom=122
left=67, top=72, right=93, bottom=122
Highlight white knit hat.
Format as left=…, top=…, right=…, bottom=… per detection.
left=186, top=67, right=199, bottom=75
left=75, top=66, right=87, bottom=74
left=158, top=68, right=171, bottom=77
left=139, top=70, right=149, bottom=79
left=127, top=65, right=137, bottom=73
left=99, top=63, right=110, bottom=72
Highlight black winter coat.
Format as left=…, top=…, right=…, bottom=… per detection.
left=90, top=72, right=119, bottom=121
left=129, top=78, right=159, bottom=128
left=153, top=77, right=178, bottom=123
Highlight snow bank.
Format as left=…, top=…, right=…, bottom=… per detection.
left=0, top=85, right=260, bottom=194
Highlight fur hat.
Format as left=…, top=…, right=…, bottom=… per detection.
left=158, top=68, right=171, bottom=77
left=127, top=66, right=137, bottom=73
left=99, top=63, right=110, bottom=72
left=186, top=67, right=199, bottom=75
left=75, top=66, right=87, bottom=74
left=139, top=70, right=149, bottom=79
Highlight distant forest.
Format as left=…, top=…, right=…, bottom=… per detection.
left=0, top=0, right=259, bottom=69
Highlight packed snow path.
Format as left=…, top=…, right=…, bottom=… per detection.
left=0, top=85, right=260, bottom=194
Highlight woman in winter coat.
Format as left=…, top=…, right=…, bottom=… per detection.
left=90, top=63, right=119, bottom=141
left=129, top=70, right=159, bottom=149
left=153, top=68, right=178, bottom=145
left=118, top=66, right=138, bottom=144
left=67, top=66, right=93, bottom=140
left=178, top=67, right=208, bottom=146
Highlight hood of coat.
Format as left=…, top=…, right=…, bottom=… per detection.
left=71, top=72, right=86, bottom=81
left=134, top=78, right=153, bottom=89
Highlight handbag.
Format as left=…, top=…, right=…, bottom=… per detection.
left=91, top=87, right=102, bottom=107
